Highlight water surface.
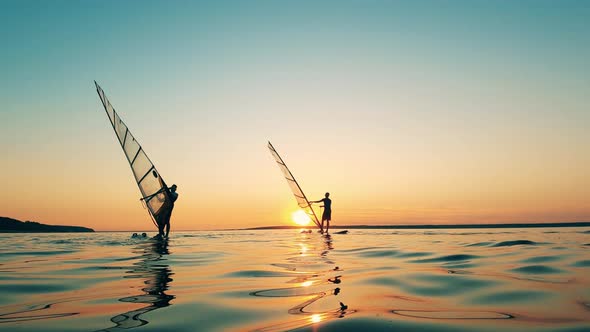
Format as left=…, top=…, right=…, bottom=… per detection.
left=0, top=228, right=589, bottom=331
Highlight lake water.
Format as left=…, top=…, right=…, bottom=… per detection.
left=1, top=228, right=589, bottom=331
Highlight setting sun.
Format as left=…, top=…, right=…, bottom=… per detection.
left=292, top=210, right=311, bottom=226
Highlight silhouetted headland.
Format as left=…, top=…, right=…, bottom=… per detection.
left=244, top=221, right=589, bottom=231
left=0, top=216, right=94, bottom=233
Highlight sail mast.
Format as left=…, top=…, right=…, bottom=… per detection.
left=94, top=81, right=169, bottom=228
left=267, top=141, right=322, bottom=231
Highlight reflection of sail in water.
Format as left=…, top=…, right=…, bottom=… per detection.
left=251, top=234, right=351, bottom=331
left=98, top=239, right=174, bottom=331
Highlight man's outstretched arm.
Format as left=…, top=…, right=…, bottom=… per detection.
left=140, top=187, right=167, bottom=201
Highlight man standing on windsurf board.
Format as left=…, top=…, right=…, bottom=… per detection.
left=311, top=192, right=332, bottom=234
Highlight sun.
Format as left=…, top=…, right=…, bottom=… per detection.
left=292, top=210, right=311, bottom=226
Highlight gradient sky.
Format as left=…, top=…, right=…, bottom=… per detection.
left=1, top=1, right=588, bottom=231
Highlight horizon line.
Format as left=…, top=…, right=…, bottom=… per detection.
left=90, top=221, right=590, bottom=232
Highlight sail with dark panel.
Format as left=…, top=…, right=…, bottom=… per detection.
left=95, top=81, right=170, bottom=227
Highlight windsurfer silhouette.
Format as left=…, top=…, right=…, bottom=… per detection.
left=311, top=192, right=331, bottom=233
left=142, top=184, right=178, bottom=238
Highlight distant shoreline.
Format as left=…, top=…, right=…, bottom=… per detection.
left=0, top=216, right=94, bottom=233
left=242, top=221, right=590, bottom=231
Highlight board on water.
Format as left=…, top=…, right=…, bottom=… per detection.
left=95, top=81, right=173, bottom=229
left=334, top=230, right=349, bottom=235
left=267, top=141, right=323, bottom=232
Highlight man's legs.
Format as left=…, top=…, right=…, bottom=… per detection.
left=156, top=206, right=172, bottom=237
left=158, top=221, right=165, bottom=237
left=162, top=208, right=173, bottom=237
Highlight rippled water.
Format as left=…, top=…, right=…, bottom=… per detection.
left=0, top=228, right=589, bottom=331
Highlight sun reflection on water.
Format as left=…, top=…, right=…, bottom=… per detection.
left=310, top=313, right=322, bottom=323
left=299, top=243, right=308, bottom=256
left=301, top=280, right=313, bottom=287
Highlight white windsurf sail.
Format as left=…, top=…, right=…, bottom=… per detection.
left=267, top=141, right=322, bottom=231
left=95, top=81, right=170, bottom=228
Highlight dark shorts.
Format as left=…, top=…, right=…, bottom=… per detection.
left=322, top=209, right=331, bottom=221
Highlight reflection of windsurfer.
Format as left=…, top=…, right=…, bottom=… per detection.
left=328, top=276, right=341, bottom=284
left=322, top=235, right=348, bottom=316
left=250, top=231, right=350, bottom=330
left=100, top=237, right=174, bottom=331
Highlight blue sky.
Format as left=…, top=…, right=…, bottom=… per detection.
left=1, top=1, right=588, bottom=229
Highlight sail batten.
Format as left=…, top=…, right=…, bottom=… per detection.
left=95, top=81, right=169, bottom=228
left=267, top=141, right=322, bottom=231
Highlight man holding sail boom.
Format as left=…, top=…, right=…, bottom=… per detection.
left=141, top=184, right=178, bottom=237
left=311, top=192, right=332, bottom=233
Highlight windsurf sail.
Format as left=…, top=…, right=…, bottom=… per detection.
left=267, top=141, right=322, bottom=231
left=95, top=81, right=170, bottom=228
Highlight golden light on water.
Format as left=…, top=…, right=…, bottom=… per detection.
left=299, top=243, right=308, bottom=256
left=310, top=314, right=322, bottom=323
left=301, top=280, right=313, bottom=287
left=292, top=210, right=311, bottom=226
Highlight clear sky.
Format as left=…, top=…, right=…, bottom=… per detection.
left=1, top=1, right=588, bottom=231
